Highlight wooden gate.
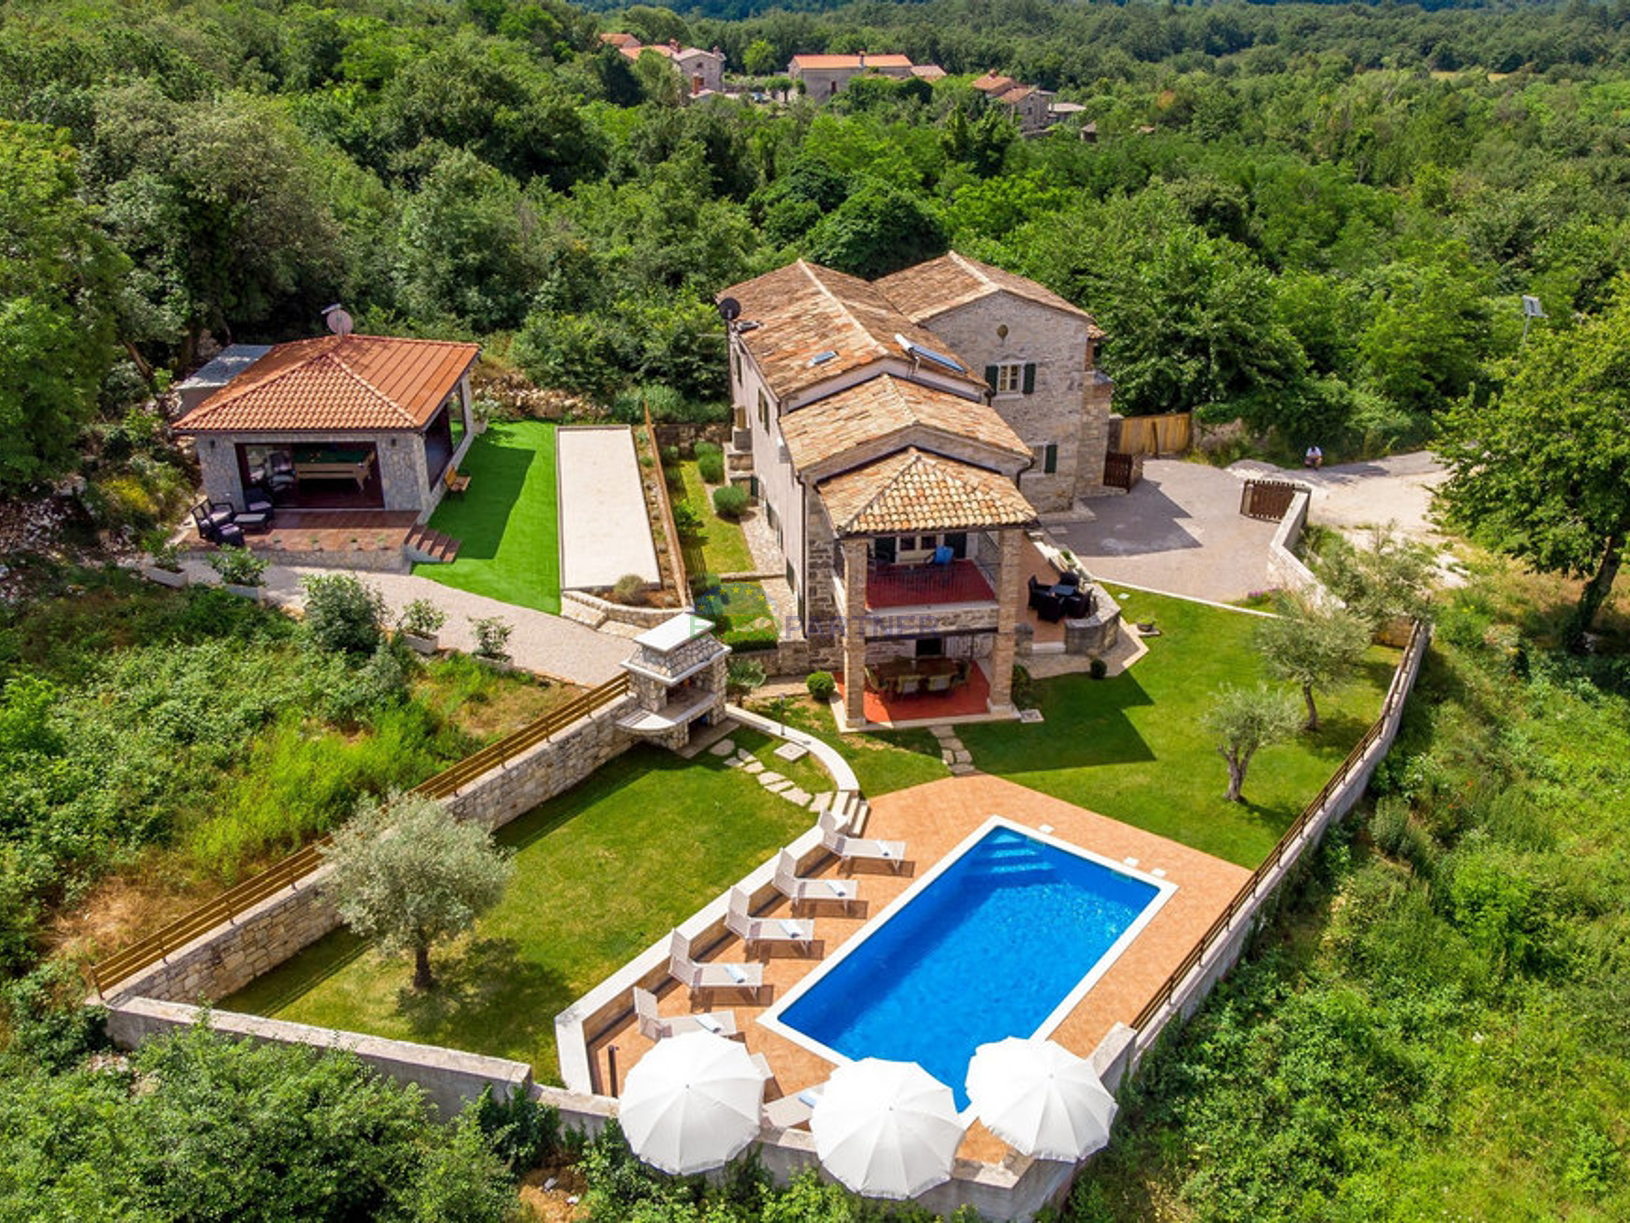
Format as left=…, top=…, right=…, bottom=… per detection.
left=1104, top=452, right=1139, bottom=491
left=1240, top=479, right=1300, bottom=521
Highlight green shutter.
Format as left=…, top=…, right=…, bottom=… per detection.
left=984, top=364, right=1000, bottom=393
left=1044, top=443, right=1058, bottom=474
left=1022, top=362, right=1037, bottom=394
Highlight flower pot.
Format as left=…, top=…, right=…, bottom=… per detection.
left=143, top=566, right=188, bottom=588
left=401, top=631, right=439, bottom=656
left=224, top=582, right=264, bottom=605
left=474, top=655, right=515, bottom=673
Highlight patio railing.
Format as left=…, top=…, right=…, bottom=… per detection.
left=88, top=672, right=630, bottom=996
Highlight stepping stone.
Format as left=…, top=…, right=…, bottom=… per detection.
left=949, top=763, right=979, bottom=776
left=783, top=786, right=811, bottom=806
left=809, top=792, right=834, bottom=813
left=709, top=739, right=737, bottom=758
left=953, top=750, right=972, bottom=764
left=743, top=760, right=764, bottom=774
left=758, top=771, right=785, bottom=787
left=942, top=737, right=965, bottom=751
left=1017, top=708, right=1044, bottom=724
left=928, top=725, right=956, bottom=739
left=764, top=779, right=793, bottom=794
left=773, top=741, right=808, bottom=762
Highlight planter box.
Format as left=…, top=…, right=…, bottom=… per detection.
left=474, top=655, right=516, bottom=674
left=142, top=566, right=188, bottom=588
left=224, top=583, right=265, bottom=605
left=401, top=632, right=439, bottom=656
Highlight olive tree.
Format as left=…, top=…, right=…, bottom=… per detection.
left=322, top=791, right=512, bottom=990
left=1203, top=683, right=1303, bottom=803
left=1256, top=593, right=1371, bottom=731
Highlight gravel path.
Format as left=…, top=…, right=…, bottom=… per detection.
left=183, top=561, right=635, bottom=686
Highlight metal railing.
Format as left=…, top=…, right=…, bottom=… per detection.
left=1129, top=619, right=1430, bottom=1034
left=89, top=672, right=630, bottom=996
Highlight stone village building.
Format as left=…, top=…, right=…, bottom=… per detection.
left=717, top=254, right=1114, bottom=727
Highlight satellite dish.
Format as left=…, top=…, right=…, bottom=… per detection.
left=323, top=303, right=355, bottom=337
left=717, top=297, right=741, bottom=322
left=1521, top=295, right=1546, bottom=318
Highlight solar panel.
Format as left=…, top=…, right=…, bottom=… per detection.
left=895, top=333, right=967, bottom=373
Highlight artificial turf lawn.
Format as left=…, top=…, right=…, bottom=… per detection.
left=221, top=745, right=815, bottom=1082
left=676, top=460, right=755, bottom=575
left=413, top=420, right=561, bottom=614
left=958, top=589, right=1400, bottom=867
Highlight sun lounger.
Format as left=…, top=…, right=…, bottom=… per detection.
left=773, top=850, right=862, bottom=913
left=819, top=812, right=906, bottom=874
left=763, top=1086, right=823, bottom=1130
left=726, top=888, right=816, bottom=954
left=633, top=986, right=739, bottom=1041
left=667, top=930, right=764, bottom=999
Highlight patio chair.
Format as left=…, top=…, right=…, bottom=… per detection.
left=667, top=931, right=764, bottom=1000
left=863, top=665, right=883, bottom=693
left=1061, top=590, right=1090, bottom=619
left=819, top=810, right=907, bottom=874
left=633, top=986, right=739, bottom=1041
left=266, top=452, right=296, bottom=496
left=444, top=466, right=470, bottom=496
left=1035, top=592, right=1064, bottom=623
left=1055, top=569, right=1081, bottom=591
left=1027, top=575, right=1048, bottom=611
left=925, top=672, right=953, bottom=694
left=190, top=501, right=244, bottom=548
left=773, top=849, right=862, bottom=913
left=896, top=674, right=923, bottom=697
left=726, top=888, right=815, bottom=954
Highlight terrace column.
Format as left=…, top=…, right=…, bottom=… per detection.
left=841, top=537, right=869, bottom=726
left=987, top=528, right=1023, bottom=712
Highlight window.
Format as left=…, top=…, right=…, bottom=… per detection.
left=1043, top=443, right=1058, bottom=474
left=985, top=362, right=1038, bottom=396
left=757, top=390, right=769, bottom=430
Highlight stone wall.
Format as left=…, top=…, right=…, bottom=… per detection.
left=193, top=429, right=434, bottom=516
left=561, top=589, right=689, bottom=630
left=1265, top=486, right=1322, bottom=598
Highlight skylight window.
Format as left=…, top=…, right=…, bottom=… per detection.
left=895, top=333, right=967, bottom=374
left=808, top=350, right=838, bottom=366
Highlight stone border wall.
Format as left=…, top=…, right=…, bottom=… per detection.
left=561, top=589, right=688, bottom=630
left=1265, top=485, right=1321, bottom=597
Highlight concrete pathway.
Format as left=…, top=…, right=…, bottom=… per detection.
left=556, top=426, right=659, bottom=591
left=1228, top=451, right=1446, bottom=542
left=183, top=561, right=635, bottom=687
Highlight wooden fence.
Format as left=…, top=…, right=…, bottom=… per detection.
left=89, top=672, right=631, bottom=996
left=1129, top=619, right=1428, bottom=1034
left=1113, top=412, right=1192, bottom=457
left=1239, top=478, right=1302, bottom=522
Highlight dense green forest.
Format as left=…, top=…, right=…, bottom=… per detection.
left=10, top=0, right=1630, bottom=510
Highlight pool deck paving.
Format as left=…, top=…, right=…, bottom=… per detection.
left=589, top=773, right=1250, bottom=1166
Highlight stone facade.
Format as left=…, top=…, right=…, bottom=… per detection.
left=914, top=293, right=1108, bottom=510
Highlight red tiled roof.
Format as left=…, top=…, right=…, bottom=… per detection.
left=790, top=53, right=914, bottom=70
left=780, top=375, right=1029, bottom=473
left=972, top=73, right=1017, bottom=93
left=599, top=32, right=638, bottom=47
left=818, top=448, right=1037, bottom=535
left=877, top=251, right=1104, bottom=336
left=174, top=334, right=480, bottom=433
left=720, top=261, right=987, bottom=401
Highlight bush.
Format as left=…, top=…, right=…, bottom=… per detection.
left=1089, top=656, right=1108, bottom=680
left=1011, top=663, right=1037, bottom=708
left=671, top=501, right=703, bottom=537
left=303, top=574, right=387, bottom=656
left=472, top=1086, right=561, bottom=1177
left=470, top=616, right=513, bottom=660
left=806, top=670, right=836, bottom=701
left=610, top=574, right=646, bottom=605
left=208, top=546, right=268, bottom=587
left=697, top=451, right=725, bottom=483
left=659, top=444, right=680, bottom=465
left=693, top=440, right=722, bottom=458
left=713, top=484, right=748, bottom=519
left=689, top=571, right=720, bottom=597
left=397, top=598, right=447, bottom=639
left=727, top=656, right=767, bottom=697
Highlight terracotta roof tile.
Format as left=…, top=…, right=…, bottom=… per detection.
left=720, top=261, right=986, bottom=401
left=174, top=334, right=479, bottom=433
left=818, top=448, right=1037, bottom=535
left=790, top=53, right=914, bottom=70
left=909, top=64, right=946, bottom=80
left=971, top=73, right=1017, bottom=93
left=877, top=251, right=1104, bottom=336
left=780, top=375, right=1029, bottom=472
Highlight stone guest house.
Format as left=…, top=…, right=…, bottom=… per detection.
left=717, top=254, right=1114, bottom=727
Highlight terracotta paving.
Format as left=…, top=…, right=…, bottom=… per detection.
left=836, top=660, right=992, bottom=725
left=588, top=774, right=1250, bottom=1165
left=1020, top=540, right=1067, bottom=648
left=865, top=559, right=996, bottom=609
left=254, top=510, right=418, bottom=556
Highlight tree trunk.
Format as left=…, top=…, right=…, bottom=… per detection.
left=121, top=339, right=156, bottom=390
left=1302, top=681, right=1320, bottom=732
left=1218, top=745, right=1246, bottom=803
left=412, top=943, right=435, bottom=991
left=1572, top=532, right=1624, bottom=648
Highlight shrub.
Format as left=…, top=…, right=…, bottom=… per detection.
left=727, top=656, right=767, bottom=697
left=659, top=444, right=680, bottom=465
left=397, top=598, right=447, bottom=639
left=713, top=484, right=748, bottom=519
left=806, top=670, right=836, bottom=701
left=697, top=451, right=725, bottom=483
left=1011, top=663, right=1037, bottom=708
left=302, top=574, right=387, bottom=656
left=472, top=1087, right=562, bottom=1176
left=208, top=546, right=268, bottom=586
left=671, top=502, right=703, bottom=537
left=470, top=616, right=513, bottom=660
left=693, top=440, right=722, bottom=458
left=611, top=574, right=646, bottom=605
left=689, top=571, right=720, bottom=597
left=1089, top=657, right=1108, bottom=680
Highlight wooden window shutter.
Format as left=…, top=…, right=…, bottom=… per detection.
left=1044, top=443, right=1058, bottom=474
left=984, top=364, right=1000, bottom=392
left=1022, top=363, right=1037, bottom=394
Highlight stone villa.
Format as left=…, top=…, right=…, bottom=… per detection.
left=601, top=33, right=726, bottom=96
left=717, top=254, right=1114, bottom=726
left=787, top=53, right=943, bottom=100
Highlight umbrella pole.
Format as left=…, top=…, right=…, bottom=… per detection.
left=607, top=1045, right=619, bottom=1096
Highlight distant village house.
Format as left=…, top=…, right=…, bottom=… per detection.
left=601, top=32, right=725, bottom=96
left=788, top=53, right=944, bottom=101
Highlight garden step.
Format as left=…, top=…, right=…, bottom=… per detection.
left=404, top=525, right=462, bottom=564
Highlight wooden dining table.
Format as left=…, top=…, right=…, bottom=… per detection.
left=868, top=656, right=966, bottom=695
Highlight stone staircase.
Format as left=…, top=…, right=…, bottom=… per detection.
left=405, top=524, right=461, bottom=564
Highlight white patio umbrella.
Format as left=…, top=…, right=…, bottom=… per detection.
left=964, top=1037, right=1118, bottom=1162
left=811, top=1058, right=964, bottom=1200
left=618, top=1030, right=765, bottom=1175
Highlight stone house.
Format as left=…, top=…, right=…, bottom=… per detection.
left=971, top=72, right=1056, bottom=136
left=604, top=34, right=726, bottom=95
left=173, top=333, right=481, bottom=520
left=717, top=255, right=1114, bottom=726
left=788, top=53, right=918, bottom=101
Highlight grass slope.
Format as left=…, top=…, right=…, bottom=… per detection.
left=413, top=421, right=561, bottom=614
left=223, top=745, right=813, bottom=1080
left=675, top=459, right=755, bottom=576
left=960, top=589, right=1398, bottom=867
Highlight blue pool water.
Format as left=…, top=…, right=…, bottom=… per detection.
left=775, top=826, right=1160, bottom=1107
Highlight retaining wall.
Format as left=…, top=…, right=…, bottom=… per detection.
left=1265, top=486, right=1321, bottom=597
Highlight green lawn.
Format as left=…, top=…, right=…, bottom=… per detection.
left=221, top=746, right=813, bottom=1081
left=732, top=725, right=833, bottom=797
left=959, top=589, right=1399, bottom=867
left=675, top=460, right=755, bottom=576
left=749, top=695, right=951, bottom=796
left=413, top=420, right=560, bottom=614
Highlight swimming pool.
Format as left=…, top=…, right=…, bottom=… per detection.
left=761, top=818, right=1175, bottom=1108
